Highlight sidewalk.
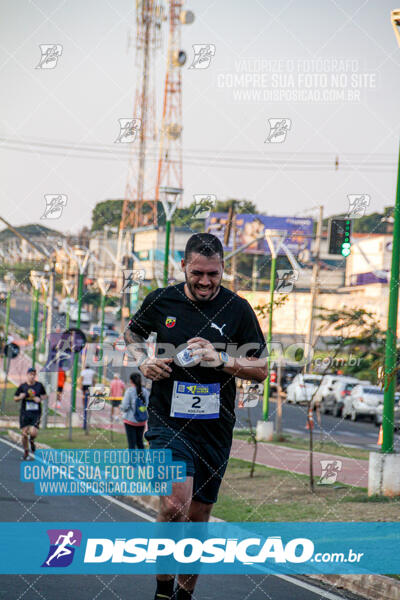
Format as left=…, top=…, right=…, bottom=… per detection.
left=231, top=439, right=369, bottom=488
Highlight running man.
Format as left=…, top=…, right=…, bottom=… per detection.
left=45, top=531, right=77, bottom=566
left=14, top=367, right=47, bottom=460
left=124, top=233, right=267, bottom=600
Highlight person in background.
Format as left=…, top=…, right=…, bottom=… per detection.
left=79, top=365, right=96, bottom=400
left=56, top=367, right=66, bottom=407
left=14, top=367, right=47, bottom=460
left=109, top=372, right=125, bottom=420
left=120, top=373, right=149, bottom=449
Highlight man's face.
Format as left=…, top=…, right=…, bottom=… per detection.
left=182, top=252, right=224, bottom=302
left=27, top=372, right=36, bottom=385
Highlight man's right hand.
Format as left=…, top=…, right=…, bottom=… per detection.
left=139, top=357, right=172, bottom=381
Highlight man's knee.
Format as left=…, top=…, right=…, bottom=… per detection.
left=188, top=501, right=213, bottom=522
left=160, top=494, right=190, bottom=522
left=21, top=429, right=29, bottom=438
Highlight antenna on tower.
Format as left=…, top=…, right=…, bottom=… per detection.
left=156, top=2, right=194, bottom=204
left=117, top=0, right=166, bottom=277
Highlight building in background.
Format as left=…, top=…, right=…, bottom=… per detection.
left=0, top=224, right=64, bottom=263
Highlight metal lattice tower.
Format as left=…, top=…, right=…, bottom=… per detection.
left=120, top=0, right=164, bottom=232
left=156, top=2, right=194, bottom=201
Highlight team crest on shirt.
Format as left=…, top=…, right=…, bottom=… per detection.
left=165, top=316, right=176, bottom=328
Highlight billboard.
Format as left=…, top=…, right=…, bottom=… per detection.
left=205, top=213, right=314, bottom=255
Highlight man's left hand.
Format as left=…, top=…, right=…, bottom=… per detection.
left=187, top=337, right=221, bottom=367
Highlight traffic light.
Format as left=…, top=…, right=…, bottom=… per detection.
left=328, top=218, right=352, bottom=256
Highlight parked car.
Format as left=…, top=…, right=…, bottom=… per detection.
left=374, top=393, right=400, bottom=427
left=313, top=374, right=343, bottom=406
left=69, top=306, right=90, bottom=323
left=342, top=384, right=384, bottom=421
left=58, top=297, right=77, bottom=315
left=321, top=377, right=371, bottom=417
left=270, top=364, right=303, bottom=392
left=286, top=374, right=323, bottom=404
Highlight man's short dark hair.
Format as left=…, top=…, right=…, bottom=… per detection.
left=184, top=233, right=224, bottom=261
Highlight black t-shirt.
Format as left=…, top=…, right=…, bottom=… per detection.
left=128, top=283, right=266, bottom=447
left=16, top=382, right=46, bottom=417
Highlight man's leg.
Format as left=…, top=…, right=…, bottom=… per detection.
left=175, top=500, right=213, bottom=596
left=29, top=425, right=38, bottom=453
left=21, top=426, right=30, bottom=459
left=154, top=478, right=194, bottom=600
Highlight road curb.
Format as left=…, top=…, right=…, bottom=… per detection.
left=307, top=574, right=400, bottom=600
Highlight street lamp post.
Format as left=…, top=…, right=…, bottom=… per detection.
left=262, top=230, right=287, bottom=421
left=66, top=247, right=90, bottom=418
left=63, top=280, right=74, bottom=330
left=3, top=273, right=14, bottom=371
left=159, top=187, right=183, bottom=286
left=97, top=278, right=111, bottom=383
left=40, top=278, right=49, bottom=356
left=382, top=142, right=400, bottom=454
left=30, top=271, right=45, bottom=368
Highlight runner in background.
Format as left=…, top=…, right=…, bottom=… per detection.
left=14, top=367, right=47, bottom=460
left=109, top=372, right=125, bottom=420
left=56, top=367, right=66, bottom=407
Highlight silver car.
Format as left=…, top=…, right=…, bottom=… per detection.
left=374, top=393, right=400, bottom=427
left=321, top=378, right=371, bottom=417
left=343, top=384, right=384, bottom=421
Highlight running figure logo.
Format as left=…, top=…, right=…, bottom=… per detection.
left=42, top=529, right=82, bottom=567
left=41, top=194, right=67, bottom=220
left=188, top=44, right=216, bottom=69
left=265, top=118, right=291, bottom=143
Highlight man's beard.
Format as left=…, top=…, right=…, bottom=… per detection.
left=184, top=274, right=221, bottom=303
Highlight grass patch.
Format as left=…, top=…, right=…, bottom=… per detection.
left=213, top=457, right=399, bottom=522
left=34, top=427, right=129, bottom=449
left=233, top=430, right=369, bottom=461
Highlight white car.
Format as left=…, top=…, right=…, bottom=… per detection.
left=374, top=393, right=400, bottom=427
left=58, top=297, right=77, bottom=315
left=69, top=306, right=90, bottom=323
left=286, top=374, right=323, bottom=404
left=313, top=374, right=343, bottom=406
left=321, top=377, right=371, bottom=417
left=343, top=384, right=384, bottom=421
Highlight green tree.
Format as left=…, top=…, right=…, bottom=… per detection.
left=91, top=200, right=124, bottom=231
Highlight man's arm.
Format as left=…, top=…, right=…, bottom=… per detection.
left=221, top=355, right=268, bottom=383
left=187, top=337, right=268, bottom=383
left=124, top=329, right=172, bottom=381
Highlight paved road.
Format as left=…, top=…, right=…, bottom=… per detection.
left=0, top=437, right=361, bottom=600
left=241, top=398, right=400, bottom=452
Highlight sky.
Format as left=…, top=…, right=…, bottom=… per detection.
left=0, top=0, right=399, bottom=234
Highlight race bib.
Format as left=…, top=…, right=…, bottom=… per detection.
left=171, top=381, right=220, bottom=419
left=26, top=401, right=39, bottom=411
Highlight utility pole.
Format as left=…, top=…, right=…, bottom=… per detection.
left=306, top=206, right=323, bottom=370
left=231, top=214, right=237, bottom=292
left=160, top=187, right=182, bottom=286
left=262, top=229, right=287, bottom=421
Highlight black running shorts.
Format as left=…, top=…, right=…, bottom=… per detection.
left=20, top=413, right=41, bottom=429
left=145, top=426, right=231, bottom=505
